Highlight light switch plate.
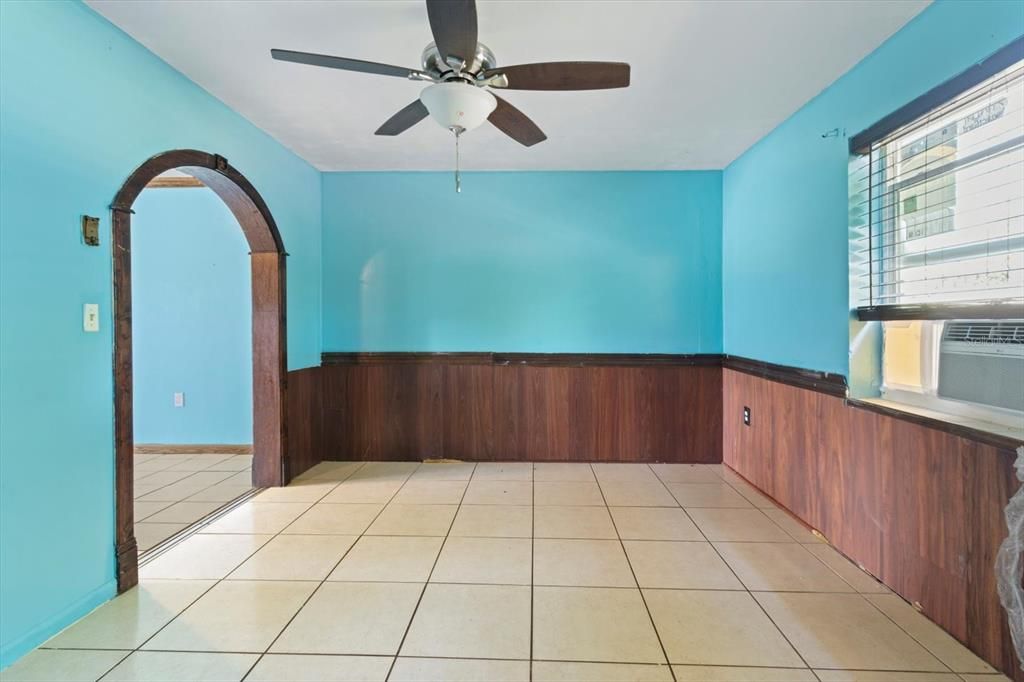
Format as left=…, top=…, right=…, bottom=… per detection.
left=173, top=392, right=185, bottom=408
left=83, top=303, right=99, bottom=332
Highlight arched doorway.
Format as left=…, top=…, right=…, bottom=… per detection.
left=111, top=150, right=287, bottom=592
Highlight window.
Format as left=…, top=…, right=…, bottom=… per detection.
left=851, top=38, right=1024, bottom=320
left=849, top=38, right=1024, bottom=434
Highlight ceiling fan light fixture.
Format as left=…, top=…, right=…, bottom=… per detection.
left=419, top=82, right=496, bottom=133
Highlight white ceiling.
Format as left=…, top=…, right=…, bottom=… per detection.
left=88, top=0, right=928, bottom=171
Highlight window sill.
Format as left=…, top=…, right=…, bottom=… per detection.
left=849, top=397, right=1024, bottom=450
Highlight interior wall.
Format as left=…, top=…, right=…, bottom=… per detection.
left=721, top=0, right=1024, bottom=377
left=322, top=171, right=723, bottom=354
left=0, top=0, right=321, bottom=666
left=132, top=187, right=252, bottom=444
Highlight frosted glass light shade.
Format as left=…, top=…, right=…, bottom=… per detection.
left=420, top=82, right=497, bottom=132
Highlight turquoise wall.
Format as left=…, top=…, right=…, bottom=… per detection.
left=0, top=1, right=320, bottom=666
left=2, top=0, right=1022, bottom=671
left=132, top=188, right=252, bottom=444
left=722, top=0, right=1024, bottom=377
left=322, top=172, right=723, bottom=354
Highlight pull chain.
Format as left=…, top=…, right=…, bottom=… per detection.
left=454, top=128, right=462, bottom=193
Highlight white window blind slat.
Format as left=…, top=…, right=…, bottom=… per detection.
left=852, top=58, right=1024, bottom=318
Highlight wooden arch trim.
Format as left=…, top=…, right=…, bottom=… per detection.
left=112, top=150, right=287, bottom=592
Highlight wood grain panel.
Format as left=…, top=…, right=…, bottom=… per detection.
left=285, top=367, right=323, bottom=479
left=722, top=368, right=1022, bottom=681
left=318, top=357, right=721, bottom=463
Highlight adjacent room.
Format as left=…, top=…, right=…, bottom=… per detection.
left=130, top=173, right=256, bottom=553
left=0, top=1, right=1021, bottom=681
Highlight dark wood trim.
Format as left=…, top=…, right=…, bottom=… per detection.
left=720, top=354, right=1021, bottom=447
left=322, top=352, right=494, bottom=365
left=848, top=398, right=1023, bottom=450
left=493, top=353, right=722, bottom=367
left=321, top=351, right=723, bottom=367
left=856, top=302, right=1024, bottom=321
left=134, top=444, right=254, bottom=455
left=112, top=149, right=288, bottom=595
left=722, top=355, right=848, bottom=398
left=850, top=35, right=1024, bottom=154
left=145, top=176, right=205, bottom=188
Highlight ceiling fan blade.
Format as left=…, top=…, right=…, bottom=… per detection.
left=481, top=62, right=630, bottom=90
left=375, top=100, right=430, bottom=136
left=426, top=0, right=478, bottom=68
left=488, top=96, right=546, bottom=147
left=271, top=48, right=428, bottom=80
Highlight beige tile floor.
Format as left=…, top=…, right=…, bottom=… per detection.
left=6, top=461, right=1012, bottom=682
left=133, top=453, right=254, bottom=553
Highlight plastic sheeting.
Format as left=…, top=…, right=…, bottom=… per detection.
left=997, top=445, right=1024, bottom=672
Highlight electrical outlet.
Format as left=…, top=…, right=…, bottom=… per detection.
left=173, top=392, right=185, bottom=408
left=743, top=406, right=751, bottom=426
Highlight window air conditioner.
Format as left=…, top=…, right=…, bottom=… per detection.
left=938, top=320, right=1024, bottom=412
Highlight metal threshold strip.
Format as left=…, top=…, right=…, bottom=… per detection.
left=137, top=487, right=264, bottom=567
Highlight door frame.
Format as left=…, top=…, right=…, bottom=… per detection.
left=112, top=150, right=287, bottom=592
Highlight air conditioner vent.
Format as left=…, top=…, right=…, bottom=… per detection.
left=939, top=320, right=1024, bottom=412
left=944, top=321, right=1024, bottom=344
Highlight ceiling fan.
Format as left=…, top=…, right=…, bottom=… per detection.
left=271, top=0, right=630, bottom=169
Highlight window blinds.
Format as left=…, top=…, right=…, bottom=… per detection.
left=851, top=45, right=1024, bottom=321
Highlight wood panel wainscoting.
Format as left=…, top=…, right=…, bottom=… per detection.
left=722, top=365, right=1023, bottom=682
left=280, top=351, right=1022, bottom=678
left=285, top=366, right=324, bottom=480
left=308, top=352, right=723, bottom=463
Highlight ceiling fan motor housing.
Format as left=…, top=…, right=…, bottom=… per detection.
left=420, top=82, right=497, bottom=133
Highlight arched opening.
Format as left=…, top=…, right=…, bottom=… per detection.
left=111, top=150, right=287, bottom=592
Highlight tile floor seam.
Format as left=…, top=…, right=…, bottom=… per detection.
left=129, top=463, right=369, bottom=679
left=42, top=646, right=991, bottom=672
left=714, top=464, right=957, bottom=674
left=529, top=463, right=536, bottom=682
left=237, top=460, right=418, bottom=681
left=76, top=650, right=136, bottom=682
left=650, top=464, right=818, bottom=674
left=858, top=593, right=961, bottom=674
left=134, top=460, right=246, bottom=501
left=804, top=542, right=887, bottom=592
left=134, top=454, right=257, bottom=552
left=383, top=462, right=477, bottom=682
left=139, top=488, right=264, bottom=563
left=22, top=460, right=998, bottom=682
left=591, top=462, right=678, bottom=682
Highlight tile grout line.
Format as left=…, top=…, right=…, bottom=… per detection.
left=660, top=464, right=818, bottom=674
left=712, top=464, right=959, bottom=675
left=591, top=463, right=678, bottom=682
left=38, top=460, right=980, bottom=681
left=529, top=464, right=536, bottom=682
left=133, top=455, right=254, bottom=548
left=138, top=487, right=263, bottom=564
left=238, top=460, right=381, bottom=681
left=134, top=455, right=251, bottom=506
left=72, top=458, right=257, bottom=680
left=383, top=462, right=477, bottom=682
left=111, top=461, right=366, bottom=680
